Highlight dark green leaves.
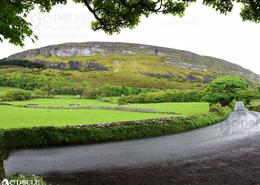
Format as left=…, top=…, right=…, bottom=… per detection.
left=1, top=0, right=260, bottom=46
left=201, top=76, right=248, bottom=106
left=0, top=0, right=66, bottom=46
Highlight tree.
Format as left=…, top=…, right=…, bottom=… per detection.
left=1, top=0, right=260, bottom=46
left=201, top=76, right=248, bottom=106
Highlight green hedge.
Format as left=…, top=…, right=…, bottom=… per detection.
left=118, top=90, right=205, bottom=104
left=0, top=110, right=229, bottom=158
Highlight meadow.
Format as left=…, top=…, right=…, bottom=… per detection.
left=0, top=105, right=170, bottom=129
left=2, top=98, right=209, bottom=114
left=0, top=97, right=209, bottom=129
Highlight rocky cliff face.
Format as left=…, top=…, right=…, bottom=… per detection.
left=8, top=42, right=260, bottom=80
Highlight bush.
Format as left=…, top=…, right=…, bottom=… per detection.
left=209, top=103, right=226, bottom=115
left=33, top=89, right=52, bottom=98
left=237, top=88, right=260, bottom=105
left=1, top=90, right=32, bottom=101
left=82, top=88, right=98, bottom=99
left=118, top=96, right=128, bottom=105
left=247, top=105, right=260, bottom=112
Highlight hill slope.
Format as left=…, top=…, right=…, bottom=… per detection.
left=6, top=42, right=260, bottom=82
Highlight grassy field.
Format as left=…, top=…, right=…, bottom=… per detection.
left=2, top=98, right=209, bottom=115
left=251, top=99, right=260, bottom=106
left=125, top=102, right=209, bottom=115
left=0, top=97, right=209, bottom=129
left=2, top=98, right=115, bottom=107
left=0, top=105, right=170, bottom=129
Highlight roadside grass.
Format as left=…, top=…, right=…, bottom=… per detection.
left=0, top=106, right=170, bottom=129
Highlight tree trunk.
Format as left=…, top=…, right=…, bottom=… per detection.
left=0, top=159, right=4, bottom=181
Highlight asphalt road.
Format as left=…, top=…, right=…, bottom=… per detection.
left=4, top=101, right=260, bottom=176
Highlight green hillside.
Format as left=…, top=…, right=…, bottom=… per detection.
left=5, top=42, right=260, bottom=85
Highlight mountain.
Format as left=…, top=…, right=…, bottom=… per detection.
left=6, top=42, right=260, bottom=83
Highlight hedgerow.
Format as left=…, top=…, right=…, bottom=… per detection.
left=118, top=89, right=205, bottom=104
left=0, top=109, right=229, bottom=158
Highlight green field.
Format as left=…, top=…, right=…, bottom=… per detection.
left=2, top=98, right=209, bottom=115
left=2, top=98, right=115, bottom=107
left=0, top=97, right=209, bottom=129
left=0, top=105, right=170, bottom=129
left=125, top=102, right=209, bottom=115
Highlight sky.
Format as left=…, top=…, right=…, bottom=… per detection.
left=1, top=1, right=260, bottom=75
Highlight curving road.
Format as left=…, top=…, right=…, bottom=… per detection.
left=4, top=101, right=260, bottom=176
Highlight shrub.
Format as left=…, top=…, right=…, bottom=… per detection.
left=33, top=89, right=51, bottom=98
left=1, top=90, right=32, bottom=101
left=237, top=88, right=260, bottom=105
left=209, top=103, right=226, bottom=115
left=118, top=90, right=205, bottom=103
left=118, top=96, right=128, bottom=105
left=82, top=88, right=98, bottom=99
left=247, top=105, right=260, bottom=112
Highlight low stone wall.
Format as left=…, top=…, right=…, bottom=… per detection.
left=1, top=103, right=177, bottom=114
left=66, top=117, right=175, bottom=129
left=25, top=104, right=177, bottom=114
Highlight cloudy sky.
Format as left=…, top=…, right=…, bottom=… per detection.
left=1, top=1, right=260, bottom=74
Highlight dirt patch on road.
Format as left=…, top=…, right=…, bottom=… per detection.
left=44, top=135, right=260, bottom=185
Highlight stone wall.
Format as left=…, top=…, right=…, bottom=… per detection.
left=25, top=104, right=177, bottom=114
left=66, top=117, right=175, bottom=129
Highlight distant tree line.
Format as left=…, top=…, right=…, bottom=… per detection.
left=118, top=76, right=260, bottom=106
left=0, top=73, right=155, bottom=97
left=118, top=90, right=205, bottom=105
